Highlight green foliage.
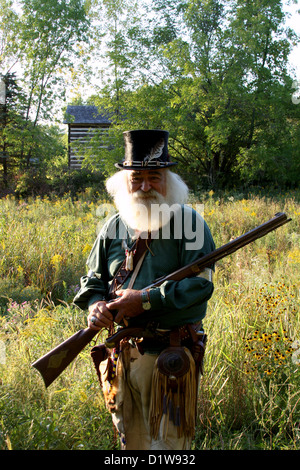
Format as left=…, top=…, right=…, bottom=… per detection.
left=0, top=0, right=91, bottom=186
left=81, top=0, right=300, bottom=190
left=0, top=1, right=20, bottom=71
left=18, top=0, right=90, bottom=120
left=1, top=0, right=300, bottom=191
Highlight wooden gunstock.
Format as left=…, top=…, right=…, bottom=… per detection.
left=32, top=328, right=98, bottom=388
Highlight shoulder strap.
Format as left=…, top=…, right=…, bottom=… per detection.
left=127, top=250, right=147, bottom=289
left=108, top=236, right=151, bottom=299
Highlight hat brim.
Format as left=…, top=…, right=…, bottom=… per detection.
left=115, top=161, right=177, bottom=170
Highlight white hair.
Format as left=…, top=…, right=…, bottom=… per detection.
left=105, top=169, right=189, bottom=232
left=106, top=169, right=189, bottom=203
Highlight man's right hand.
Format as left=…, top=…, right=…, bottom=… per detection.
left=87, top=301, right=114, bottom=330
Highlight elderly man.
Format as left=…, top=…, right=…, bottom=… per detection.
left=74, top=129, right=215, bottom=450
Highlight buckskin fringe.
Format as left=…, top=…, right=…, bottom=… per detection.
left=149, top=347, right=197, bottom=440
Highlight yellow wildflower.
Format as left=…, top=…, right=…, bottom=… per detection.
left=51, top=254, right=63, bottom=266
left=82, top=243, right=92, bottom=256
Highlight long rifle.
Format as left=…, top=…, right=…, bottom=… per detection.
left=32, top=212, right=291, bottom=387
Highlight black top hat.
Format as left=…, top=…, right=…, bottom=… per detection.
left=115, top=129, right=177, bottom=170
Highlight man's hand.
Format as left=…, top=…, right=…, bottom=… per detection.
left=106, top=289, right=144, bottom=324
left=87, top=300, right=114, bottom=330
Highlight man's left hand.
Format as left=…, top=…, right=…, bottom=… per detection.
left=106, top=289, right=144, bottom=324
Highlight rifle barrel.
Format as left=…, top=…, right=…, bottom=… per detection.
left=146, top=212, right=291, bottom=287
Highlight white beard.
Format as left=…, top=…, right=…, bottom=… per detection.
left=106, top=170, right=189, bottom=234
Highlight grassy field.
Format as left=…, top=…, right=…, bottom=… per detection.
left=0, top=189, right=299, bottom=450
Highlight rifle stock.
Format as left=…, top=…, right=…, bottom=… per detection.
left=31, top=212, right=291, bottom=387
left=31, top=328, right=98, bottom=388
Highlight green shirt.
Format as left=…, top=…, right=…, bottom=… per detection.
left=73, top=205, right=215, bottom=329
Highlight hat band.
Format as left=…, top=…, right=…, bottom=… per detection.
left=123, top=160, right=169, bottom=167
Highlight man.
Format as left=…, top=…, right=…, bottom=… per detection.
left=74, top=129, right=215, bottom=450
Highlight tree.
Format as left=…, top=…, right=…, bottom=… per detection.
left=0, top=0, right=20, bottom=73
left=0, top=72, right=66, bottom=190
left=0, top=0, right=91, bottom=184
left=0, top=72, right=27, bottom=186
left=147, top=0, right=300, bottom=187
left=18, top=0, right=90, bottom=122
left=86, top=0, right=299, bottom=187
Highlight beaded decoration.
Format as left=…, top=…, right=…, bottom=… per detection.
left=107, top=348, right=119, bottom=393
left=122, top=240, right=137, bottom=271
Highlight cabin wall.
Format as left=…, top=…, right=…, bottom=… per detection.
left=68, top=124, right=110, bottom=169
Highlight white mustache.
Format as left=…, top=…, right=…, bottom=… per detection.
left=132, top=189, right=160, bottom=199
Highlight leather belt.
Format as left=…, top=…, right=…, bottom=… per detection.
left=136, top=323, right=203, bottom=352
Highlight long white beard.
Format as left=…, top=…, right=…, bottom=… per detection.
left=106, top=170, right=189, bottom=234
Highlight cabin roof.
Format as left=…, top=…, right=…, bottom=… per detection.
left=64, top=105, right=111, bottom=125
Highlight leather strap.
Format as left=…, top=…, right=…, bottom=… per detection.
left=170, top=328, right=181, bottom=347
left=108, top=236, right=152, bottom=300
left=127, top=251, right=147, bottom=289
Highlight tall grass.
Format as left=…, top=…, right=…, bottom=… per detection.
left=0, top=192, right=105, bottom=307
left=0, top=190, right=299, bottom=450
